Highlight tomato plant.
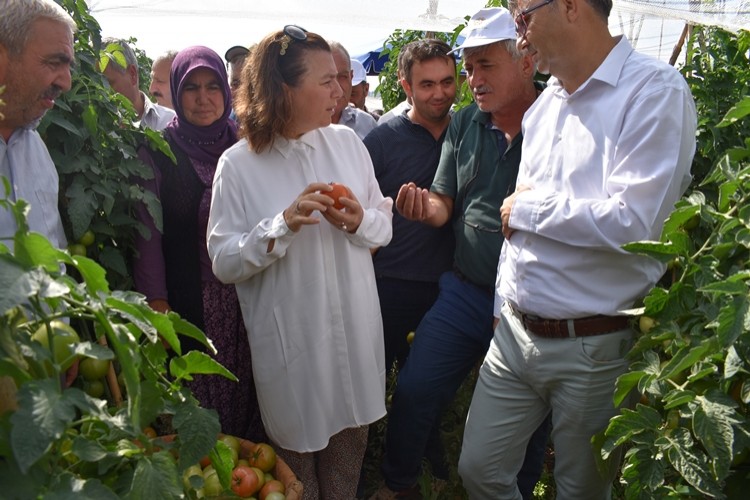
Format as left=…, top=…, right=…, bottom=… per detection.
left=78, top=357, right=110, bottom=381
left=594, top=27, right=750, bottom=499
left=39, top=0, right=174, bottom=291
left=0, top=198, right=236, bottom=498
left=30, top=320, right=80, bottom=372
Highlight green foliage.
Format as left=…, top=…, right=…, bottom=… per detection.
left=43, top=0, right=169, bottom=290
left=374, top=1, right=508, bottom=112
left=683, top=28, right=750, bottom=185
left=375, top=28, right=464, bottom=112
left=0, top=197, right=234, bottom=499
left=596, top=26, right=750, bottom=499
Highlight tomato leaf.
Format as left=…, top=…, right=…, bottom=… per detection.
left=173, top=402, right=220, bottom=472
left=169, top=351, right=237, bottom=382
left=129, top=452, right=183, bottom=499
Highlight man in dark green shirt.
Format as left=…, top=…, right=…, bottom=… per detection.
left=371, top=7, right=549, bottom=500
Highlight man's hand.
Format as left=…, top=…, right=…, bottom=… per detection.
left=501, top=185, right=531, bottom=239
left=395, top=182, right=435, bottom=221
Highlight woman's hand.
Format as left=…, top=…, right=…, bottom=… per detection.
left=284, top=182, right=338, bottom=233
left=320, top=183, right=364, bottom=234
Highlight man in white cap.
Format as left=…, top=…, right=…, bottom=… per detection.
left=369, top=7, right=549, bottom=499
left=459, top=0, right=696, bottom=497
left=350, top=58, right=380, bottom=120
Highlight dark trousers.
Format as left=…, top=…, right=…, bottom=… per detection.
left=381, top=271, right=549, bottom=497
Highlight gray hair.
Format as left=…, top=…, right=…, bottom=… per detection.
left=328, top=41, right=351, bottom=71
left=153, top=50, right=178, bottom=66
left=0, top=0, right=76, bottom=56
left=464, top=39, right=522, bottom=61
left=102, top=37, right=138, bottom=74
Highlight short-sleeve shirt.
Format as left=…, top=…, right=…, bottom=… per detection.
left=431, top=102, right=521, bottom=289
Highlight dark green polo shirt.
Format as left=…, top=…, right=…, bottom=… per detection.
left=431, top=102, right=522, bottom=289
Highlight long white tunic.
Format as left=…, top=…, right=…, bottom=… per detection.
left=207, top=125, right=392, bottom=452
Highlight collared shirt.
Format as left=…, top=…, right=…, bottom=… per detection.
left=432, top=102, right=522, bottom=290
left=497, top=36, right=697, bottom=319
left=207, top=124, right=392, bottom=452
left=0, top=126, right=67, bottom=250
left=137, top=92, right=175, bottom=131
left=339, top=105, right=377, bottom=140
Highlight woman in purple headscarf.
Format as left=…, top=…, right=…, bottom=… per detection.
left=133, top=46, right=265, bottom=442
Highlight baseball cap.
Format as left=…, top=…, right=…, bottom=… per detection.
left=351, top=59, right=367, bottom=85
left=225, top=45, right=249, bottom=63
left=450, top=7, right=516, bottom=53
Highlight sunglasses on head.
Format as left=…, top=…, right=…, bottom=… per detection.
left=279, top=25, right=307, bottom=55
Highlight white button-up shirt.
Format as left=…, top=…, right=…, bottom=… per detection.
left=497, top=36, right=697, bottom=319
left=138, top=92, right=175, bottom=131
left=1, top=126, right=67, bottom=250
left=208, top=124, right=392, bottom=452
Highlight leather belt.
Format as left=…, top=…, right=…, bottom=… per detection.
left=509, top=303, right=632, bottom=338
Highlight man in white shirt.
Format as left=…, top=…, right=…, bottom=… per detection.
left=0, top=0, right=75, bottom=250
left=329, top=41, right=377, bottom=140
left=101, top=38, right=175, bottom=131
left=458, top=0, right=697, bottom=498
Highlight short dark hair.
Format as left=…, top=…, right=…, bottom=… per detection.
left=585, top=0, right=612, bottom=19
left=509, top=0, right=611, bottom=20
left=398, top=39, right=455, bottom=84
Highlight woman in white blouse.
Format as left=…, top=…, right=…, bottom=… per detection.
left=207, top=25, right=392, bottom=499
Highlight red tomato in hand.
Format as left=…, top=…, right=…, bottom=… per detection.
left=323, top=182, right=348, bottom=210
left=232, top=465, right=261, bottom=497
left=248, top=442, right=277, bottom=473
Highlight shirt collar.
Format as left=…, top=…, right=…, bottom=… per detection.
left=340, top=105, right=357, bottom=125
left=549, top=35, right=633, bottom=95
left=272, top=129, right=320, bottom=158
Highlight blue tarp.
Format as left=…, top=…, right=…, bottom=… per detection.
left=353, top=34, right=465, bottom=75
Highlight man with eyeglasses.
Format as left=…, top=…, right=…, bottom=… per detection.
left=458, top=0, right=697, bottom=498
left=369, top=7, right=548, bottom=500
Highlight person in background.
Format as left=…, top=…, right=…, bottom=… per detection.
left=329, top=41, right=377, bottom=140
left=101, top=37, right=175, bottom=131
left=350, top=58, right=380, bottom=120
left=362, top=38, right=458, bottom=495
left=369, top=8, right=549, bottom=500
left=149, top=50, right=177, bottom=109
left=0, top=0, right=75, bottom=250
left=133, top=46, right=265, bottom=443
left=207, top=26, right=392, bottom=499
left=458, top=0, right=697, bottom=498
left=224, top=45, right=249, bottom=100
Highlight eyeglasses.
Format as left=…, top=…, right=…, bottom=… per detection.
left=279, top=24, right=307, bottom=56
left=514, top=0, right=554, bottom=37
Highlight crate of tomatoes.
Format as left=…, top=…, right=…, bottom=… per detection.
left=177, top=433, right=302, bottom=500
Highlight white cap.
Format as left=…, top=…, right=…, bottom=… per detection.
left=351, top=59, right=367, bottom=85
left=450, top=7, right=516, bottom=53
